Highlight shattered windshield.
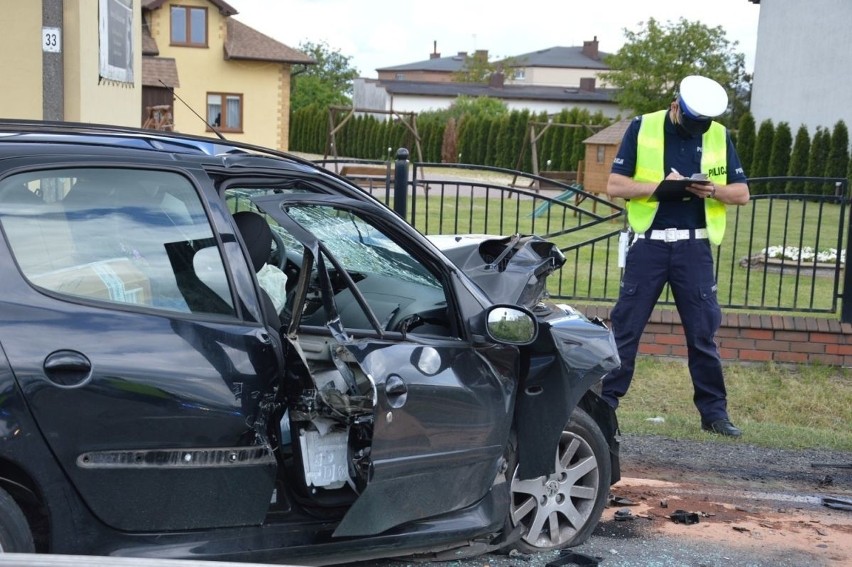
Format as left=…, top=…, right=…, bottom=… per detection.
left=285, top=204, right=440, bottom=289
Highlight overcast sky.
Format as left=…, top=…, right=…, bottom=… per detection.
left=225, top=0, right=761, bottom=79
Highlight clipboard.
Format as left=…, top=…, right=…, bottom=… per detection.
left=653, top=175, right=711, bottom=202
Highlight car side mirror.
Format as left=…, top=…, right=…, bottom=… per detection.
left=485, top=305, right=537, bottom=345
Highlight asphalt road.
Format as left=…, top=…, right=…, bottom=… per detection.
left=338, top=433, right=852, bottom=567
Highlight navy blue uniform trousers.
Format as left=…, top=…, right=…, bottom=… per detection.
left=601, top=235, right=728, bottom=423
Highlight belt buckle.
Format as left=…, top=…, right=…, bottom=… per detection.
left=664, top=228, right=678, bottom=243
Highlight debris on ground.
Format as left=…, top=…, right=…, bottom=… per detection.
left=669, top=509, right=700, bottom=525
left=822, top=496, right=852, bottom=511
left=545, top=550, right=602, bottom=566
left=608, top=495, right=637, bottom=507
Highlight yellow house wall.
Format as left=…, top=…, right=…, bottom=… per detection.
left=0, top=2, right=44, bottom=118
left=0, top=0, right=140, bottom=124
left=63, top=0, right=141, bottom=126
left=148, top=0, right=289, bottom=151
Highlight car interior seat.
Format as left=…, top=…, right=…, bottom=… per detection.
left=233, top=211, right=284, bottom=328
left=234, top=211, right=274, bottom=273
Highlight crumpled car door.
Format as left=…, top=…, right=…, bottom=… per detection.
left=253, top=193, right=519, bottom=537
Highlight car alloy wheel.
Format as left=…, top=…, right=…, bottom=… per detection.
left=509, top=408, right=609, bottom=551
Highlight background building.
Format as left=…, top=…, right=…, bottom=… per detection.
left=356, top=37, right=619, bottom=117
left=142, top=0, right=312, bottom=150
left=749, top=0, right=852, bottom=133
left=354, top=75, right=620, bottom=117
left=0, top=0, right=141, bottom=126
left=504, top=38, right=610, bottom=88
left=0, top=0, right=311, bottom=151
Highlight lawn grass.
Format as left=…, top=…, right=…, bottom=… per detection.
left=616, top=357, right=852, bottom=451
left=393, top=189, right=846, bottom=316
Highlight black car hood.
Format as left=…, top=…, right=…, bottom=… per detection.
left=428, top=234, right=566, bottom=308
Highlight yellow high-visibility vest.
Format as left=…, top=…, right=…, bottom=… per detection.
left=626, top=109, right=728, bottom=245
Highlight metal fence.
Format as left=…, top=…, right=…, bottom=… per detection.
left=314, top=157, right=852, bottom=321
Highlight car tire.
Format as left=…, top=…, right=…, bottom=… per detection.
left=507, top=407, right=610, bottom=553
left=0, top=486, right=34, bottom=553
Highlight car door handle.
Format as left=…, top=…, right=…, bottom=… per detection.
left=43, top=350, right=92, bottom=387
left=384, top=374, right=408, bottom=408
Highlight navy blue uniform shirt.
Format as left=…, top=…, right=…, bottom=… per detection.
left=611, top=112, right=748, bottom=230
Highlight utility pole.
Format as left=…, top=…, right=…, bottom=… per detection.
left=42, top=0, right=64, bottom=120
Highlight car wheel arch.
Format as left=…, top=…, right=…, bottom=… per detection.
left=506, top=406, right=610, bottom=553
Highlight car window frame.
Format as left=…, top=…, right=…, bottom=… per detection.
left=0, top=163, right=249, bottom=323
left=251, top=192, right=464, bottom=342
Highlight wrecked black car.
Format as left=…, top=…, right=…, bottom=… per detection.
left=0, top=120, right=619, bottom=564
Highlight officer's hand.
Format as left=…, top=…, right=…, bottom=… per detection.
left=686, top=182, right=715, bottom=199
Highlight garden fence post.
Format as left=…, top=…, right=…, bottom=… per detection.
left=842, top=179, right=852, bottom=323
left=394, top=147, right=410, bottom=220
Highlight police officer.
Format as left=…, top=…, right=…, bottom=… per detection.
left=602, top=75, right=750, bottom=437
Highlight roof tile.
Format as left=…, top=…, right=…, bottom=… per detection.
left=583, top=118, right=632, bottom=144
left=224, top=18, right=314, bottom=64
left=142, top=56, right=180, bottom=88
left=142, top=29, right=158, bottom=56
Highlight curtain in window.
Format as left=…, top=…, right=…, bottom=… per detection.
left=226, top=96, right=241, bottom=129
left=207, top=95, right=222, bottom=127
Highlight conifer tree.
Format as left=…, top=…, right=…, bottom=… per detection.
left=563, top=109, right=582, bottom=171
left=768, top=122, right=792, bottom=193
left=473, top=118, right=489, bottom=165
left=457, top=116, right=473, bottom=164
left=314, top=107, right=326, bottom=154
left=768, top=122, right=793, bottom=177
left=848, top=151, right=852, bottom=193
left=786, top=125, right=810, bottom=194
left=735, top=112, right=756, bottom=174
left=494, top=115, right=512, bottom=168
left=826, top=121, right=850, bottom=181
left=484, top=119, right=499, bottom=167
left=539, top=123, right=553, bottom=172
left=749, top=119, right=775, bottom=188
left=550, top=112, right=568, bottom=171
left=806, top=128, right=831, bottom=195
left=502, top=111, right=521, bottom=169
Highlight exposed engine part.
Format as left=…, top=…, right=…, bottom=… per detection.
left=289, top=365, right=374, bottom=423
left=299, top=423, right=350, bottom=489
left=287, top=361, right=376, bottom=492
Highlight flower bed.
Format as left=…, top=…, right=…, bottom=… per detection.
left=739, top=246, right=845, bottom=277
left=763, top=245, right=846, bottom=265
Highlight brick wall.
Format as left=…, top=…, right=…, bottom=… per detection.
left=573, top=304, right=852, bottom=367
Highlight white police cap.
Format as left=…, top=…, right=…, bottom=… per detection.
left=677, top=75, right=728, bottom=120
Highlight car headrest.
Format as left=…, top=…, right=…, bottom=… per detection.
left=233, top=211, right=272, bottom=273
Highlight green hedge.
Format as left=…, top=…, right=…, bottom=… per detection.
left=289, top=105, right=852, bottom=195
left=288, top=103, right=609, bottom=172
